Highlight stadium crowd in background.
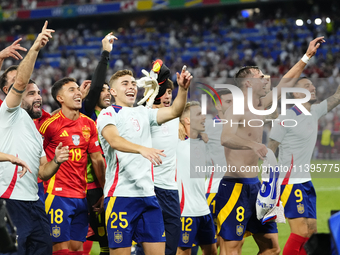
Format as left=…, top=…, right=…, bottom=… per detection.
left=0, top=5, right=339, bottom=156
left=0, top=2, right=340, bottom=254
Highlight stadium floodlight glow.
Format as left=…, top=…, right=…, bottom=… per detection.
left=296, top=19, right=303, bottom=26
left=326, top=17, right=331, bottom=23
left=307, top=19, right=311, bottom=24
left=255, top=8, right=260, bottom=13
left=315, top=18, right=322, bottom=25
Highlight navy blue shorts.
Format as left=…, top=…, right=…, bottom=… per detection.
left=281, top=181, right=316, bottom=219
left=136, top=187, right=181, bottom=255
left=1, top=199, right=52, bottom=255
left=38, top=182, right=44, bottom=204
left=206, top=193, right=217, bottom=229
left=155, top=187, right=181, bottom=255
left=45, top=194, right=88, bottom=243
left=178, top=214, right=217, bottom=247
left=215, top=177, right=278, bottom=241
left=104, top=196, right=165, bottom=248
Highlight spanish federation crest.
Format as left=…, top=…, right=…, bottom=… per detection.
left=114, top=230, right=123, bottom=243
left=82, top=125, right=91, bottom=142
left=72, top=135, right=80, bottom=146
left=130, top=118, right=140, bottom=131
left=52, top=226, right=60, bottom=238
left=297, top=203, right=305, bottom=214
left=182, top=232, right=189, bottom=244
left=161, top=123, right=169, bottom=135
left=236, top=224, right=244, bottom=237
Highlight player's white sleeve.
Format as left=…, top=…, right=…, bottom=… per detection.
left=269, top=115, right=289, bottom=143
left=311, top=100, right=328, bottom=119
left=97, top=107, right=117, bottom=135
left=147, top=107, right=159, bottom=126
left=0, top=98, right=21, bottom=127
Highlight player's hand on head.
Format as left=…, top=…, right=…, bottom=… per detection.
left=54, top=142, right=69, bottom=164
left=102, top=32, right=117, bottom=53
left=0, top=38, right=27, bottom=61
left=176, top=65, right=193, bottom=90
left=140, top=147, right=166, bottom=165
left=251, top=142, right=268, bottom=161
left=79, top=80, right=92, bottom=100
left=32, top=20, right=55, bottom=51
left=9, top=155, right=32, bottom=178
left=306, top=36, right=326, bottom=58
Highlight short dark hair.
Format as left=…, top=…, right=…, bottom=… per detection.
left=8, top=79, right=36, bottom=93
left=234, top=66, right=260, bottom=88
left=294, top=76, right=309, bottom=87
left=214, top=88, right=231, bottom=102
left=0, top=65, right=18, bottom=94
left=51, top=77, right=77, bottom=107
left=290, top=76, right=310, bottom=98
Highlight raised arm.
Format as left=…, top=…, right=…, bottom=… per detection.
left=102, top=124, right=165, bottom=165
left=221, top=107, right=267, bottom=159
left=0, top=38, right=27, bottom=70
left=157, top=66, right=192, bottom=124
left=261, top=36, right=326, bottom=109
left=83, top=33, right=117, bottom=115
left=6, top=21, right=54, bottom=108
left=38, top=142, right=69, bottom=181
left=326, top=84, right=340, bottom=112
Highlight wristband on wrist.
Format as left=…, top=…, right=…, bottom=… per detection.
left=301, top=54, right=310, bottom=64
left=53, top=156, right=61, bottom=165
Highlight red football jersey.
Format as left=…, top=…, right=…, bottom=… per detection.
left=39, top=111, right=101, bottom=198
left=34, top=109, right=51, bottom=130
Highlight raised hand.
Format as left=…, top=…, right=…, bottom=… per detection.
left=102, top=32, right=117, bottom=53
left=176, top=65, right=193, bottom=90
left=54, top=142, right=69, bottom=164
left=305, top=36, right=326, bottom=58
left=0, top=38, right=27, bottom=61
left=80, top=80, right=92, bottom=100
left=32, top=20, right=55, bottom=52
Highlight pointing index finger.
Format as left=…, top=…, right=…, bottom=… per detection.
left=182, top=65, right=187, bottom=73
left=42, top=20, right=48, bottom=32
left=12, top=38, right=22, bottom=45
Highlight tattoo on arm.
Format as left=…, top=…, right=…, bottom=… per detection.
left=11, top=86, right=26, bottom=94
left=327, top=95, right=340, bottom=112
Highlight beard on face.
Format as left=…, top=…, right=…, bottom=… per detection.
left=22, top=100, right=42, bottom=119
